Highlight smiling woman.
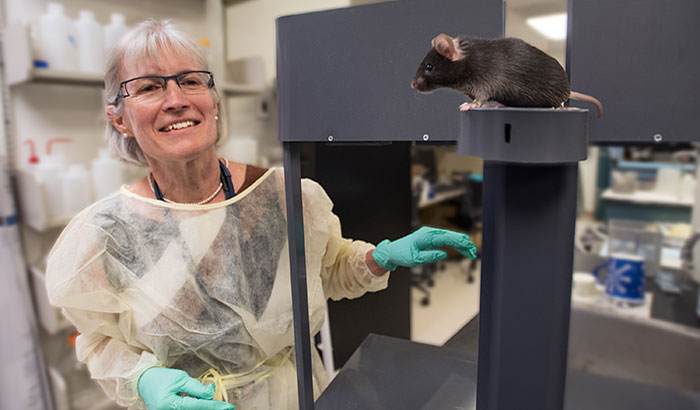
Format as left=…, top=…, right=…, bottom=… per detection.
left=102, top=21, right=227, bottom=205
left=104, top=21, right=226, bottom=169
left=44, top=18, right=476, bottom=410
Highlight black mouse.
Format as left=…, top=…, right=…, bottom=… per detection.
left=411, top=33, right=603, bottom=118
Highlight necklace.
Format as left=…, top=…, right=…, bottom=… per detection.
left=148, top=158, right=229, bottom=206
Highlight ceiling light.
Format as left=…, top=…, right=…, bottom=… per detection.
left=526, top=13, right=567, bottom=40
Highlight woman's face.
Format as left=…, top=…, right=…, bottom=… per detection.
left=111, top=48, right=219, bottom=165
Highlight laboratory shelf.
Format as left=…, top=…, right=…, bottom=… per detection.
left=2, top=21, right=263, bottom=95
left=219, top=82, right=265, bottom=95
left=601, top=188, right=694, bottom=207
left=618, top=160, right=696, bottom=173
left=13, top=67, right=262, bottom=96
left=25, top=68, right=105, bottom=87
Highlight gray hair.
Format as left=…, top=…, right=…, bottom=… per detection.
left=104, top=19, right=226, bottom=166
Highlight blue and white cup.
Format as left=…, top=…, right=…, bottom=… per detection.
left=592, top=253, right=645, bottom=304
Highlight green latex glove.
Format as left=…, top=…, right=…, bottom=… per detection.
left=137, top=367, right=235, bottom=410
left=373, top=226, right=477, bottom=271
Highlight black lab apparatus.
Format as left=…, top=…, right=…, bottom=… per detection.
left=275, top=1, right=700, bottom=410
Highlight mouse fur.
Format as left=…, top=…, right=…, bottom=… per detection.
left=411, top=33, right=603, bottom=117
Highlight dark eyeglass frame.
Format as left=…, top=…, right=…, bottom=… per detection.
left=115, top=70, right=215, bottom=102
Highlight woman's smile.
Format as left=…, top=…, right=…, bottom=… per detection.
left=159, top=119, right=201, bottom=133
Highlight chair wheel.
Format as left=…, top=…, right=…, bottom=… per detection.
left=427, top=279, right=435, bottom=287
left=421, top=297, right=430, bottom=306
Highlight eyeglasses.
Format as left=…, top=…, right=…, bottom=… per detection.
left=117, top=70, right=215, bottom=102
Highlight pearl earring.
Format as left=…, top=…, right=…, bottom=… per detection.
left=122, top=132, right=128, bottom=138
left=214, top=115, right=219, bottom=121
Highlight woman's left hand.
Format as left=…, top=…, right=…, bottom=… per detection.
left=372, top=226, right=477, bottom=271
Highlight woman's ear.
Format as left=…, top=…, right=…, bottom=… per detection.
left=106, top=105, right=130, bottom=136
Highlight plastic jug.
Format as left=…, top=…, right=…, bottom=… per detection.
left=39, top=2, right=77, bottom=70
left=104, top=13, right=127, bottom=54
left=61, top=164, right=92, bottom=214
left=35, top=152, right=67, bottom=219
left=75, top=10, right=104, bottom=73
left=91, top=148, right=124, bottom=200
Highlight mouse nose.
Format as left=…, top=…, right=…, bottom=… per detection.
left=411, top=78, right=423, bottom=90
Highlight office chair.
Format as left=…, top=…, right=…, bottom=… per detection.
left=447, top=174, right=483, bottom=283
left=410, top=180, right=435, bottom=306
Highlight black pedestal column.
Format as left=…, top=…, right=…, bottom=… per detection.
left=458, top=108, right=589, bottom=410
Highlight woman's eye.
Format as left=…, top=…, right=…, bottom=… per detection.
left=137, top=84, right=159, bottom=93
left=425, top=64, right=433, bottom=73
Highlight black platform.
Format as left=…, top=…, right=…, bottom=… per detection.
left=316, top=334, right=700, bottom=410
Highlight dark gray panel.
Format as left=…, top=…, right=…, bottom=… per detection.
left=316, top=334, right=478, bottom=410
left=568, top=0, right=700, bottom=143
left=315, top=334, right=700, bottom=410
left=276, top=0, right=503, bottom=143
left=458, top=107, right=589, bottom=163
left=299, top=142, right=412, bottom=368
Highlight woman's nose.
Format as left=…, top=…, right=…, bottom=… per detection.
left=161, top=79, right=190, bottom=110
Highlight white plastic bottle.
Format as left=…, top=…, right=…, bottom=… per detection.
left=61, top=164, right=92, bottom=215
left=91, top=148, right=124, bottom=200
left=75, top=10, right=104, bottom=73
left=39, top=3, right=78, bottom=71
left=34, top=152, right=67, bottom=220
left=104, top=13, right=128, bottom=54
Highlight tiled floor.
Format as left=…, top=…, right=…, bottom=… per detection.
left=411, top=260, right=481, bottom=346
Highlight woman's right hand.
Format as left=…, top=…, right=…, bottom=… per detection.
left=138, top=367, right=235, bottom=410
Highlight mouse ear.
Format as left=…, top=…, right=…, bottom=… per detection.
left=432, top=33, right=459, bottom=61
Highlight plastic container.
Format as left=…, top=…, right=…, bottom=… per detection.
left=61, top=164, right=92, bottom=214
left=23, top=139, right=40, bottom=167
left=35, top=152, right=67, bottom=219
left=91, top=148, right=123, bottom=200
left=608, top=219, right=663, bottom=277
left=39, top=3, right=78, bottom=71
left=680, top=173, right=696, bottom=201
left=75, top=10, right=104, bottom=73
left=655, top=167, right=681, bottom=197
left=104, top=13, right=127, bottom=54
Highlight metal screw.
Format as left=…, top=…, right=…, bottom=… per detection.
left=653, top=133, right=663, bottom=143
left=328, top=135, right=334, bottom=142
left=423, top=134, right=430, bottom=141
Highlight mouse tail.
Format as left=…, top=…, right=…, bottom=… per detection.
left=569, top=91, right=603, bottom=118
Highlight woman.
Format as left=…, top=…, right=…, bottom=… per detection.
left=46, top=19, right=476, bottom=410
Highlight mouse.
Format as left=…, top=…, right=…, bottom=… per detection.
left=410, top=33, right=603, bottom=118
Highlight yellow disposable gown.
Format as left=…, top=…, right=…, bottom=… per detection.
left=46, top=167, right=389, bottom=409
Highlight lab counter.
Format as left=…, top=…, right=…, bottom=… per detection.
left=573, top=248, right=700, bottom=329
left=317, top=334, right=700, bottom=410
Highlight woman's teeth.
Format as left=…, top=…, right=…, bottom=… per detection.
left=161, top=121, right=197, bottom=132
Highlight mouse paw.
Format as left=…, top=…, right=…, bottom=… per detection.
left=459, top=102, right=482, bottom=111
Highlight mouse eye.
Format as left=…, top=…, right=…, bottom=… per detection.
left=425, top=64, right=433, bottom=73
